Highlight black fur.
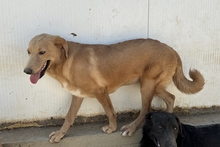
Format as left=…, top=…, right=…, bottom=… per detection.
left=140, top=111, right=220, bottom=147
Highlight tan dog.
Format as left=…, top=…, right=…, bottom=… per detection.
left=24, top=34, right=204, bottom=143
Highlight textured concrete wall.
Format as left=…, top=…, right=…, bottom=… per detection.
left=0, top=0, right=219, bottom=123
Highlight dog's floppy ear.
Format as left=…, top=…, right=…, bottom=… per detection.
left=54, top=36, right=69, bottom=58
left=140, top=112, right=155, bottom=147
left=175, top=116, right=183, bottom=147
left=145, top=112, right=153, bottom=120
left=143, top=112, right=154, bottom=130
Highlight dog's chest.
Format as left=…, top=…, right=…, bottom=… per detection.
left=62, top=82, right=88, bottom=98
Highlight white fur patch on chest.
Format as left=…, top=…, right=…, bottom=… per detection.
left=62, top=82, right=87, bottom=98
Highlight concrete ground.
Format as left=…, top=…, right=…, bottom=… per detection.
left=1, top=111, right=220, bottom=147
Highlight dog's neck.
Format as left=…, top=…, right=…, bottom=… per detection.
left=47, top=59, right=67, bottom=83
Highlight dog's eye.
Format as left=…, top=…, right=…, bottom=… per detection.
left=157, top=125, right=163, bottom=129
left=39, top=51, right=46, bottom=55
left=174, top=127, right=178, bottom=131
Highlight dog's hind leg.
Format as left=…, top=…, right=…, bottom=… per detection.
left=49, top=96, right=83, bottom=143
left=96, top=92, right=117, bottom=134
left=121, top=78, right=156, bottom=136
left=155, top=85, right=175, bottom=112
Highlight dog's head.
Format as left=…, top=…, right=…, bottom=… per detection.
left=141, top=111, right=183, bottom=147
left=23, top=33, right=68, bottom=84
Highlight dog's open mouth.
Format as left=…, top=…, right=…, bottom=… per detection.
left=153, top=137, right=161, bottom=147
left=149, top=134, right=161, bottom=147
left=30, top=60, right=50, bottom=84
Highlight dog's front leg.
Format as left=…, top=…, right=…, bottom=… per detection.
left=49, top=95, right=83, bottom=143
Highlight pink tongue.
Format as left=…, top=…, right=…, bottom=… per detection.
left=30, top=70, right=41, bottom=84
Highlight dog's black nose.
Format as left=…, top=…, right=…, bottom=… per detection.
left=24, top=68, right=33, bottom=74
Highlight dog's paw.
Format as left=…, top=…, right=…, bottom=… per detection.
left=102, top=125, right=116, bottom=134
left=120, top=124, right=136, bottom=137
left=49, top=130, right=65, bottom=143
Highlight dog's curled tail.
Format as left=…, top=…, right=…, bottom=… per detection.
left=173, top=55, right=205, bottom=94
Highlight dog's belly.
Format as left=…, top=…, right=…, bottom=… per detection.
left=124, top=77, right=139, bottom=85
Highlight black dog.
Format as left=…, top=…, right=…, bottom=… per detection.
left=140, top=111, right=220, bottom=147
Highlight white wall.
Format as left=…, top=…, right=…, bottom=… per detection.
left=0, top=0, right=219, bottom=123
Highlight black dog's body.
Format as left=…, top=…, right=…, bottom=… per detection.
left=141, top=112, right=220, bottom=147
left=180, top=124, right=220, bottom=147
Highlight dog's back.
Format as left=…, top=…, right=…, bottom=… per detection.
left=180, top=124, right=220, bottom=147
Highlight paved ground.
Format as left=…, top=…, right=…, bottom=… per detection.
left=1, top=111, right=220, bottom=147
